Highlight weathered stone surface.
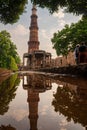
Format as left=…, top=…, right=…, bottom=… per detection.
left=38, top=64, right=87, bottom=77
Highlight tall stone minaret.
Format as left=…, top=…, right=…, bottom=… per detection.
left=28, top=5, right=39, bottom=53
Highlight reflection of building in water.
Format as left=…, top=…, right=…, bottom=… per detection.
left=76, top=83, right=87, bottom=101
left=23, top=5, right=51, bottom=69
left=22, top=74, right=52, bottom=130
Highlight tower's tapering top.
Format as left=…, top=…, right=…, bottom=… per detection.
left=32, top=4, right=36, bottom=9
left=32, top=4, right=37, bottom=15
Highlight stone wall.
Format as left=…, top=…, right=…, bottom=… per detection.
left=38, top=64, right=87, bottom=77
left=51, top=52, right=76, bottom=67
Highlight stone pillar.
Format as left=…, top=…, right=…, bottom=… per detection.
left=23, top=56, right=25, bottom=66
left=49, top=54, right=51, bottom=67
left=27, top=58, right=30, bottom=68
left=23, top=75, right=24, bottom=86
left=43, top=53, right=46, bottom=67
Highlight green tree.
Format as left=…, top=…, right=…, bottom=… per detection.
left=31, top=0, right=87, bottom=16
left=0, top=74, right=20, bottom=115
left=0, top=30, right=21, bottom=70
left=9, top=56, right=18, bottom=71
left=0, top=0, right=28, bottom=24
left=51, top=17, right=87, bottom=56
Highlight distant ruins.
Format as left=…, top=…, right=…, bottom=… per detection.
left=51, top=52, right=76, bottom=67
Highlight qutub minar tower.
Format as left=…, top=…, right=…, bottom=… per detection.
left=28, top=4, right=39, bottom=53
left=23, top=4, right=51, bottom=69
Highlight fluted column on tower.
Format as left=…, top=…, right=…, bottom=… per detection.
left=28, top=5, right=39, bottom=53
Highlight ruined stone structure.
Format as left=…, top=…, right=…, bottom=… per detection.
left=51, top=51, right=76, bottom=67
left=23, top=5, right=51, bottom=69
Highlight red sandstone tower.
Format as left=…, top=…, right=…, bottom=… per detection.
left=23, top=5, right=51, bottom=69
left=28, top=5, right=39, bottom=53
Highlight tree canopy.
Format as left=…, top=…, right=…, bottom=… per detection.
left=0, top=0, right=28, bottom=24
left=51, top=17, right=87, bottom=56
left=31, top=0, right=87, bottom=16
left=0, top=30, right=21, bottom=70
left=0, top=0, right=87, bottom=24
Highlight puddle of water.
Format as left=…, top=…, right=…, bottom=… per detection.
left=0, top=72, right=86, bottom=130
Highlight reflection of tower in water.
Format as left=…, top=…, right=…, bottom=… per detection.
left=27, top=89, right=39, bottom=130
left=23, top=73, right=52, bottom=130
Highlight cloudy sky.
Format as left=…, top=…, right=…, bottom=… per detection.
left=0, top=1, right=81, bottom=61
